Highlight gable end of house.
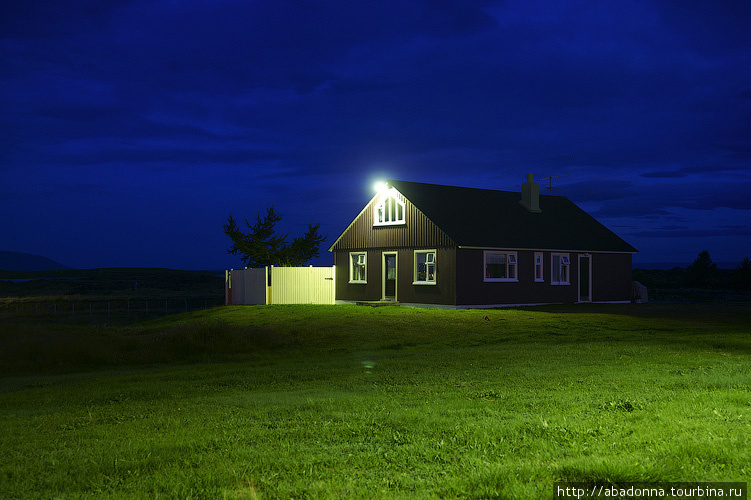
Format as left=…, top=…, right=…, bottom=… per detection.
left=329, top=184, right=454, bottom=251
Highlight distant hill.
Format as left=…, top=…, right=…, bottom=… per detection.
left=0, top=251, right=71, bottom=271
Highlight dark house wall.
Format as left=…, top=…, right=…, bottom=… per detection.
left=456, top=249, right=576, bottom=305
left=336, top=247, right=633, bottom=306
left=330, top=190, right=453, bottom=250
left=334, top=247, right=457, bottom=305
left=592, top=253, right=632, bottom=302
left=331, top=189, right=457, bottom=304
left=334, top=250, right=380, bottom=302
left=455, top=249, right=631, bottom=305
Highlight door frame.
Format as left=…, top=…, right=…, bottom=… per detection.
left=382, top=251, right=397, bottom=301
left=578, top=254, right=592, bottom=302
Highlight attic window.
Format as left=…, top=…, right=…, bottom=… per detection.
left=374, top=189, right=405, bottom=226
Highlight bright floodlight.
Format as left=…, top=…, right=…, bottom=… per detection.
left=374, top=181, right=388, bottom=193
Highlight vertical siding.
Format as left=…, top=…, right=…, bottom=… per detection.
left=331, top=190, right=454, bottom=250
left=592, top=253, right=632, bottom=302
left=335, top=251, right=380, bottom=301
left=271, top=266, right=335, bottom=304
left=456, top=250, right=632, bottom=305
left=228, top=267, right=336, bottom=305
left=229, top=268, right=267, bottom=305
left=331, top=189, right=457, bottom=305
left=335, top=248, right=456, bottom=305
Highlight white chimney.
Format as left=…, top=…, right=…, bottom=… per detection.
left=519, top=173, right=542, bottom=213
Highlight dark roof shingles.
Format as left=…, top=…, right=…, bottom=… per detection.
left=388, top=180, right=637, bottom=253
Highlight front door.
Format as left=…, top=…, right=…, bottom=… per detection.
left=383, top=252, right=397, bottom=301
left=579, top=255, right=591, bottom=302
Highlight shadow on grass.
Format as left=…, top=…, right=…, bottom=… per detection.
left=0, top=319, right=291, bottom=374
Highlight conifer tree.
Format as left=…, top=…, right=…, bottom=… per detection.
left=223, top=206, right=325, bottom=268
left=685, top=250, right=717, bottom=287
left=735, top=256, right=751, bottom=289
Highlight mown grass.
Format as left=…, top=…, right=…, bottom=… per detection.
left=1, top=303, right=750, bottom=499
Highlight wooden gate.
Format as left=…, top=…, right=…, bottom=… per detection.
left=226, top=266, right=335, bottom=305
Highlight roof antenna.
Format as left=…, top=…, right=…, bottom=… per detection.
left=539, top=174, right=569, bottom=191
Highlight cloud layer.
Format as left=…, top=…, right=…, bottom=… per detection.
left=1, top=0, right=749, bottom=268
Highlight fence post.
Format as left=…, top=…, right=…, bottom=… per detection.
left=54, top=303, right=57, bottom=315
left=226, top=270, right=230, bottom=305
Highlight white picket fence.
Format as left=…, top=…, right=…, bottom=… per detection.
left=225, top=266, right=335, bottom=305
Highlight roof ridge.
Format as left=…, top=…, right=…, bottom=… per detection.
left=386, top=179, right=568, bottom=198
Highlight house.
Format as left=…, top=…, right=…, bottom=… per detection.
left=328, top=175, right=638, bottom=308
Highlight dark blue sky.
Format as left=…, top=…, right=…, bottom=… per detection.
left=2, top=0, right=749, bottom=270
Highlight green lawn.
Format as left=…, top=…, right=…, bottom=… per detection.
left=1, top=304, right=749, bottom=499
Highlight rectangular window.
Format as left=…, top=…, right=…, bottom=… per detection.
left=414, top=250, right=436, bottom=284
left=484, top=251, right=518, bottom=282
left=551, top=254, right=570, bottom=285
left=349, top=252, right=367, bottom=283
left=534, top=252, right=544, bottom=282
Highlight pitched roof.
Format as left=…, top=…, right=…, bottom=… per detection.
left=386, top=179, right=637, bottom=253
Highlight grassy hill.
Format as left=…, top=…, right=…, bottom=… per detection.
left=0, top=250, right=71, bottom=271
left=1, top=303, right=749, bottom=499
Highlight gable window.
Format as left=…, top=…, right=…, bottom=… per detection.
left=534, top=252, right=544, bottom=282
left=374, top=189, right=405, bottom=226
left=414, top=250, right=436, bottom=284
left=484, top=251, right=518, bottom=282
left=551, top=254, right=570, bottom=285
left=349, top=252, right=367, bottom=283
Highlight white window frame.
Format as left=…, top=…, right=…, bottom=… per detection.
left=373, top=188, right=406, bottom=226
left=349, top=252, right=367, bottom=284
left=551, top=253, right=570, bottom=285
left=534, top=252, right=544, bottom=282
left=483, top=251, right=518, bottom=282
left=413, top=249, right=437, bottom=285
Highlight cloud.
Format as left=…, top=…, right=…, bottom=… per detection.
left=630, top=227, right=751, bottom=238
left=561, top=180, right=637, bottom=202
left=1, top=0, right=749, bottom=268
left=712, top=141, right=751, bottom=159
left=639, top=171, right=687, bottom=179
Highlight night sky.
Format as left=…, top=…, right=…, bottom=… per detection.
left=2, top=0, right=749, bottom=270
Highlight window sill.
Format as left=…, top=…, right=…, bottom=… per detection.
left=484, top=279, right=519, bottom=283
left=534, top=279, right=545, bottom=283
left=348, top=280, right=367, bottom=284
left=373, top=222, right=406, bottom=227
left=412, top=281, right=437, bottom=285
left=551, top=282, right=570, bottom=286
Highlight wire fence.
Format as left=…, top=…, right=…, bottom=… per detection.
left=0, top=297, right=226, bottom=317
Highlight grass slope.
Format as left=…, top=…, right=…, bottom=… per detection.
left=1, top=304, right=749, bottom=499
